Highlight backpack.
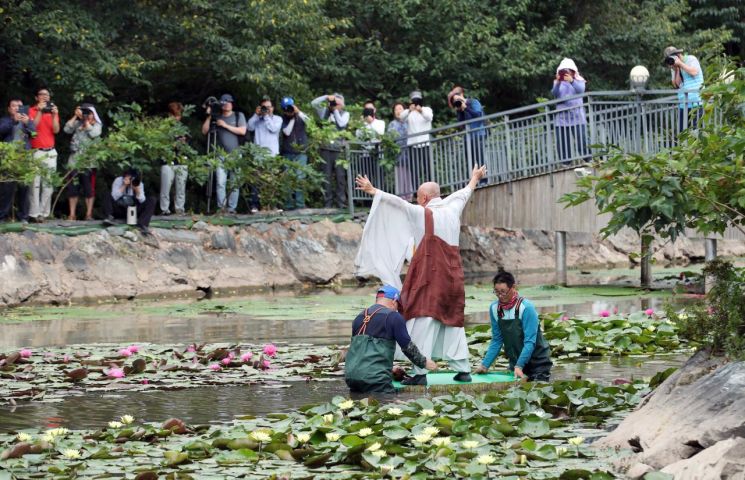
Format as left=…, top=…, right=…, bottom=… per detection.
left=231, top=111, right=248, bottom=146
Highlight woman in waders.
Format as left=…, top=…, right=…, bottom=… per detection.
left=476, top=270, right=553, bottom=381
left=345, top=285, right=438, bottom=393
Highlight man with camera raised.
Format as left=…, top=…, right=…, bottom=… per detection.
left=247, top=97, right=283, bottom=212
left=201, top=93, right=246, bottom=214
left=311, top=92, right=350, bottom=208
left=64, top=103, right=102, bottom=221
left=103, top=168, right=156, bottom=235
left=399, top=91, right=434, bottom=185
left=0, top=98, right=36, bottom=223
left=28, top=87, right=60, bottom=222
left=664, top=46, right=704, bottom=131
left=280, top=96, right=310, bottom=210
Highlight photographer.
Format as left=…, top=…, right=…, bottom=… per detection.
left=64, top=103, right=102, bottom=221
left=359, top=101, right=385, bottom=137
left=28, top=87, right=60, bottom=222
left=0, top=98, right=35, bottom=223
left=399, top=91, right=434, bottom=185
left=103, top=168, right=156, bottom=234
left=311, top=92, right=350, bottom=208
left=551, top=58, right=588, bottom=165
left=664, top=46, right=704, bottom=131
left=247, top=97, right=283, bottom=212
left=448, top=86, right=486, bottom=184
left=201, top=94, right=246, bottom=214
left=280, top=96, right=309, bottom=210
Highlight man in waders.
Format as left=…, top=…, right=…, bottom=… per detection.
left=345, top=285, right=438, bottom=393
left=476, top=270, right=552, bottom=381
left=354, top=164, right=487, bottom=386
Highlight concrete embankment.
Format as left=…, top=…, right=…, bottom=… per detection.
left=1, top=217, right=744, bottom=307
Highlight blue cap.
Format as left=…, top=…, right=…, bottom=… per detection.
left=220, top=94, right=234, bottom=103
left=280, top=97, right=295, bottom=109
left=376, top=285, right=401, bottom=302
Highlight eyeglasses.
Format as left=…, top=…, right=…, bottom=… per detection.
left=493, top=288, right=512, bottom=296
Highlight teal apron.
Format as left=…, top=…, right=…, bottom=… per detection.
left=345, top=306, right=397, bottom=393
left=498, top=298, right=552, bottom=380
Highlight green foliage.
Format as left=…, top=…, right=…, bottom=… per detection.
left=561, top=63, right=745, bottom=240
left=0, top=380, right=645, bottom=478
left=0, top=141, right=50, bottom=185
left=667, top=260, right=745, bottom=359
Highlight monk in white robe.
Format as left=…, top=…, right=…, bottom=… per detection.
left=354, top=165, right=487, bottom=385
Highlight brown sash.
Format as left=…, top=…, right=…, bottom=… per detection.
left=401, top=208, right=465, bottom=327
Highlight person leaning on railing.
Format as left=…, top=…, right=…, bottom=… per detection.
left=551, top=58, right=589, bottom=165
left=664, top=46, right=704, bottom=131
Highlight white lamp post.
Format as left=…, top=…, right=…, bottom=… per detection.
left=630, top=65, right=650, bottom=91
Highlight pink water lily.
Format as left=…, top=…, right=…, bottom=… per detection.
left=599, top=310, right=610, bottom=318
left=63, top=354, right=70, bottom=363
left=561, top=315, right=570, bottom=321
left=127, top=345, right=140, bottom=353
left=141, top=379, right=149, bottom=385
left=241, top=352, right=253, bottom=362
left=209, top=363, right=221, bottom=371
left=106, top=367, right=125, bottom=378
left=645, top=308, right=654, bottom=316
left=262, top=360, right=271, bottom=369
left=221, top=357, right=232, bottom=366
left=263, top=344, right=278, bottom=357
left=186, top=344, right=196, bottom=353
left=20, top=349, right=32, bottom=358
left=612, top=306, right=619, bottom=314
left=118, top=348, right=132, bottom=357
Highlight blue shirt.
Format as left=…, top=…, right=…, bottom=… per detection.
left=481, top=298, right=540, bottom=369
left=352, top=304, right=413, bottom=350
left=247, top=114, right=283, bottom=156
left=456, top=98, right=486, bottom=136
left=674, top=55, right=703, bottom=108
left=0, top=115, right=36, bottom=148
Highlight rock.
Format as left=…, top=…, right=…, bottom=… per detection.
left=240, top=234, right=281, bottom=266
left=281, top=236, right=340, bottom=283
left=63, top=251, right=88, bottom=272
left=626, top=463, right=653, bottom=479
left=191, top=220, right=209, bottom=231
left=594, top=350, right=745, bottom=475
left=210, top=228, right=236, bottom=251
left=107, top=226, right=126, bottom=237
left=122, top=231, right=138, bottom=242
left=661, top=437, right=745, bottom=480
left=154, top=229, right=203, bottom=245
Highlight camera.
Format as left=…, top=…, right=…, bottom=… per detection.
left=202, top=96, right=222, bottom=115
left=42, top=102, right=56, bottom=113
left=17, top=106, right=29, bottom=116
left=665, top=55, right=677, bottom=66
left=328, top=99, right=337, bottom=108
left=284, top=106, right=295, bottom=115
left=452, top=99, right=463, bottom=109
left=362, top=107, right=375, bottom=117
left=260, top=105, right=269, bottom=114
left=80, top=108, right=92, bottom=116
left=411, top=97, right=423, bottom=107
left=132, top=177, right=141, bottom=187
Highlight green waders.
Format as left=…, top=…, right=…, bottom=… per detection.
left=498, top=298, right=553, bottom=381
left=345, top=307, right=397, bottom=393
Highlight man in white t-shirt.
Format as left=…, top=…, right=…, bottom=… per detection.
left=399, top=91, right=434, bottom=185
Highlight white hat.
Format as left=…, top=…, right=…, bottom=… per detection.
left=556, top=58, right=585, bottom=81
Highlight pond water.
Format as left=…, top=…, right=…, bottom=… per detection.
left=0, top=267, right=702, bottom=434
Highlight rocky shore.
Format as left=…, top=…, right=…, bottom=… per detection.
left=1, top=216, right=744, bottom=307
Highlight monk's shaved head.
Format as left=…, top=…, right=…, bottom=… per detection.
left=417, top=182, right=441, bottom=206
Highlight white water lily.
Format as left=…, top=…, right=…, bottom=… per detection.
left=41, top=434, right=55, bottom=443
left=431, top=436, right=451, bottom=447
left=120, top=415, right=134, bottom=425
left=517, top=454, right=527, bottom=465
left=371, top=449, right=387, bottom=458
left=422, top=426, right=439, bottom=436
left=325, top=432, right=341, bottom=442
left=477, top=454, right=496, bottom=465
left=250, top=431, right=272, bottom=443
left=108, top=421, right=123, bottom=429
left=47, top=428, right=69, bottom=437
left=386, top=407, right=402, bottom=416
left=323, top=414, right=334, bottom=423
left=62, top=449, right=81, bottom=459
left=414, top=433, right=432, bottom=443
left=296, top=433, right=311, bottom=443
left=366, top=442, right=382, bottom=452
left=678, top=313, right=689, bottom=320
left=462, top=440, right=480, bottom=449
left=380, top=464, right=393, bottom=475
left=358, top=427, right=373, bottom=437
left=338, top=399, right=355, bottom=410
left=568, top=436, right=584, bottom=446
left=16, top=433, right=32, bottom=442
left=419, top=408, right=436, bottom=417
left=647, top=325, right=656, bottom=332
left=586, top=347, right=593, bottom=353
left=556, top=447, right=568, bottom=456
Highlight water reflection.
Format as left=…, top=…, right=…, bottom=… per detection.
left=0, top=354, right=687, bottom=432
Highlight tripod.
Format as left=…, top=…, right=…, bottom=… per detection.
left=205, top=119, right=218, bottom=214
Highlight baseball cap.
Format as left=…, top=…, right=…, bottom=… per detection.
left=376, top=285, right=401, bottom=302
left=281, top=97, right=295, bottom=109
left=663, top=46, right=684, bottom=58
left=410, top=90, right=423, bottom=101
left=220, top=94, right=234, bottom=103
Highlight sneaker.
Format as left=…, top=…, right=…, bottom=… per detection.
left=453, top=372, right=472, bottom=383
left=174, top=209, right=185, bottom=215
left=137, top=225, right=152, bottom=236
left=161, top=210, right=172, bottom=216
left=401, top=374, right=427, bottom=386
left=102, top=216, right=116, bottom=226
left=250, top=208, right=258, bottom=214
left=226, top=209, right=236, bottom=215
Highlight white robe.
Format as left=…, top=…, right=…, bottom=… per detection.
left=354, top=186, right=473, bottom=372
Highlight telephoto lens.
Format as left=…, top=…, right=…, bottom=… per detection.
left=665, top=56, right=676, bottom=66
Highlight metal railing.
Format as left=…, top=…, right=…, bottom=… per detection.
left=346, top=89, right=711, bottom=212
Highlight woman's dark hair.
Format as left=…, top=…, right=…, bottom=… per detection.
left=392, top=102, right=404, bottom=117
left=492, top=269, right=515, bottom=288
